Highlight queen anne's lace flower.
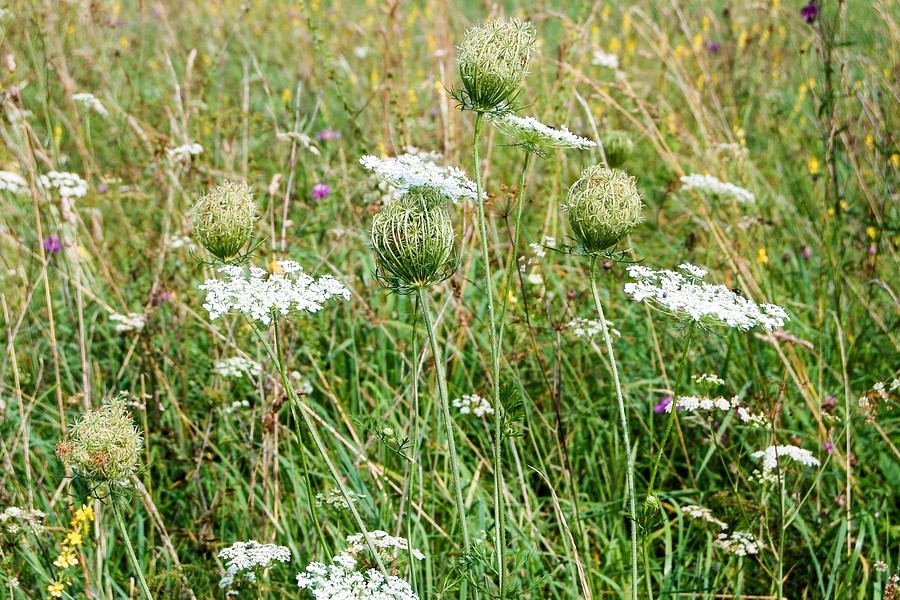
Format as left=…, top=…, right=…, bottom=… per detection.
left=567, top=317, right=620, bottom=339
left=296, top=562, right=418, bottom=600
left=167, top=142, right=203, bottom=160
left=214, top=357, right=261, bottom=379
left=592, top=50, right=620, bottom=69
left=624, top=264, right=789, bottom=331
left=751, top=445, right=820, bottom=474
left=199, top=261, right=350, bottom=325
left=110, top=312, right=146, bottom=333
left=39, top=171, right=88, bottom=199
left=680, top=173, right=755, bottom=204
left=682, top=505, right=728, bottom=530
left=218, top=541, right=291, bottom=593
left=452, top=394, right=493, bottom=417
left=490, top=113, right=595, bottom=156
left=0, top=171, right=28, bottom=195
left=713, top=531, right=760, bottom=556
left=360, top=154, right=483, bottom=203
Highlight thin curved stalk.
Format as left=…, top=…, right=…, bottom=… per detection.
left=497, top=150, right=532, bottom=348
left=417, top=288, right=471, bottom=550
left=111, top=498, right=154, bottom=600
left=588, top=257, right=638, bottom=600
left=472, top=111, right=507, bottom=600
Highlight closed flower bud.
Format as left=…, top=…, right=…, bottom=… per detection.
left=564, top=166, right=643, bottom=253
left=56, top=395, right=143, bottom=489
left=455, top=18, right=537, bottom=114
left=371, top=187, right=458, bottom=294
left=601, top=131, right=635, bottom=169
left=191, top=181, right=256, bottom=262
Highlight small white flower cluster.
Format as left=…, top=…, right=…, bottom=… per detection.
left=39, top=171, right=88, bottom=199
left=682, top=505, right=728, bottom=530
left=359, top=153, right=483, bottom=203
left=296, top=531, right=423, bottom=600
left=680, top=173, right=755, bottom=204
left=167, top=235, right=195, bottom=250
left=667, top=395, right=770, bottom=428
left=199, top=261, right=350, bottom=326
left=693, top=372, right=725, bottom=387
left=592, top=50, right=620, bottom=69
left=72, top=93, right=109, bottom=117
left=713, top=531, right=761, bottom=556
left=624, top=264, right=789, bottom=331
left=1, top=506, right=46, bottom=537
left=167, top=142, right=203, bottom=160
left=214, top=356, right=261, bottom=379
left=567, top=317, right=621, bottom=339
left=315, top=489, right=365, bottom=512
left=874, top=560, right=889, bottom=573
left=0, top=171, right=28, bottom=195
left=452, top=394, right=494, bottom=417
left=223, top=400, right=251, bottom=415
left=218, top=540, right=291, bottom=593
left=110, top=312, right=146, bottom=333
left=529, top=236, right=556, bottom=258
left=751, top=445, right=820, bottom=476
left=860, top=378, right=899, bottom=409
left=490, top=113, right=596, bottom=152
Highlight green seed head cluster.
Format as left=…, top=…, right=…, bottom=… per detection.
left=191, top=181, right=256, bottom=262
left=564, top=166, right=643, bottom=254
left=602, top=131, right=635, bottom=169
left=456, top=18, right=537, bottom=114
left=371, top=186, right=458, bottom=294
left=57, top=395, right=143, bottom=489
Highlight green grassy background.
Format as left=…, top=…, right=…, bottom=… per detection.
left=0, top=0, right=898, bottom=598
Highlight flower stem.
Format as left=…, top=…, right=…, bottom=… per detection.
left=417, top=288, right=471, bottom=550
left=588, top=257, right=638, bottom=600
left=472, top=111, right=507, bottom=600
left=111, top=498, right=154, bottom=600
left=644, top=323, right=695, bottom=505
left=497, top=151, right=531, bottom=348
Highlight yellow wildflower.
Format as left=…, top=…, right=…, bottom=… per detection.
left=54, top=548, right=78, bottom=569
left=48, top=581, right=65, bottom=598
left=865, top=134, right=875, bottom=149
left=282, top=88, right=292, bottom=104
left=807, top=157, right=821, bottom=175
left=758, top=247, right=769, bottom=265
left=866, top=226, right=877, bottom=240
left=890, top=153, right=899, bottom=167
left=64, top=530, right=83, bottom=548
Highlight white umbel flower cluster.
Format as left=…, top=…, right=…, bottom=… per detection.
left=680, top=173, right=755, bottom=204
left=39, top=171, right=88, bottom=199
left=667, top=395, right=770, bottom=428
left=714, top=531, right=761, bottom=556
left=490, top=113, right=596, bottom=154
left=296, top=531, right=423, bottom=600
left=199, top=261, right=350, bottom=325
left=218, top=540, right=291, bottom=593
left=167, top=142, right=203, bottom=160
left=567, top=317, right=621, bottom=339
left=72, top=93, right=109, bottom=117
left=624, top=264, right=789, bottom=331
left=359, top=153, right=483, bottom=203
left=315, top=489, right=365, bottom=512
left=110, top=312, right=146, bottom=333
left=452, top=394, right=494, bottom=417
left=0, top=171, right=28, bottom=195
left=214, top=356, right=261, bottom=379
left=591, top=50, right=620, bottom=69
left=1, top=506, right=46, bottom=537
left=751, top=445, right=820, bottom=474
left=682, top=505, right=728, bottom=530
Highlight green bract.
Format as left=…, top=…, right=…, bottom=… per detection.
left=371, top=186, right=458, bottom=294
left=564, top=166, right=643, bottom=254
left=191, top=181, right=257, bottom=262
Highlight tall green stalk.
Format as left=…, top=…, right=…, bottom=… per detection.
left=497, top=151, right=531, bottom=348
left=588, top=257, right=638, bottom=600
left=111, top=498, right=154, bottom=600
left=471, top=112, right=507, bottom=599
left=417, top=288, right=471, bottom=551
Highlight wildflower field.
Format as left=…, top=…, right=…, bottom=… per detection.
left=1, top=0, right=899, bottom=598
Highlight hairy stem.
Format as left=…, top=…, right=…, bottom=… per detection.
left=588, top=257, right=638, bottom=600
left=111, top=498, right=154, bottom=600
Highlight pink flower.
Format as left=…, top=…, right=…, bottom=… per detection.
left=311, top=183, right=330, bottom=201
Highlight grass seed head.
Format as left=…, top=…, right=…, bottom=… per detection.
left=564, top=166, right=643, bottom=254
left=191, top=181, right=256, bottom=262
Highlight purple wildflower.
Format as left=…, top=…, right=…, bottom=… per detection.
left=311, top=182, right=331, bottom=201
left=315, top=129, right=340, bottom=141
left=801, top=246, right=812, bottom=260
left=654, top=396, right=673, bottom=414
left=822, top=394, right=837, bottom=413
left=868, top=244, right=877, bottom=256
left=705, top=40, right=721, bottom=54
left=824, top=441, right=834, bottom=454
left=97, top=183, right=109, bottom=194
left=43, top=234, right=62, bottom=254
left=801, top=2, right=819, bottom=24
